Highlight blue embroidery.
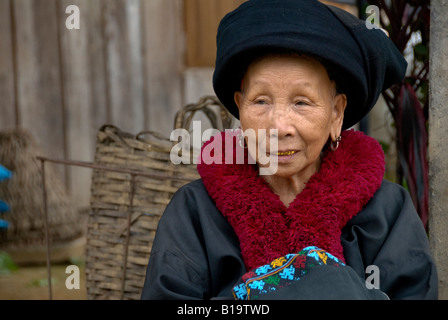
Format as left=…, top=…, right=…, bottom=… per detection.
left=232, top=246, right=346, bottom=300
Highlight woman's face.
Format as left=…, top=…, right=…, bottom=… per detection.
left=234, top=54, right=347, bottom=179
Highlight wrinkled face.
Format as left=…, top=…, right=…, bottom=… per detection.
left=234, top=54, right=347, bottom=178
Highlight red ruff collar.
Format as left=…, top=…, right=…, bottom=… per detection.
left=197, top=129, right=385, bottom=270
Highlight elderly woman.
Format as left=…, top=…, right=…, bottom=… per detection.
left=141, top=0, right=437, bottom=300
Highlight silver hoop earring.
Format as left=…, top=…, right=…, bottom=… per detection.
left=330, top=136, right=342, bottom=151
left=237, top=131, right=247, bottom=149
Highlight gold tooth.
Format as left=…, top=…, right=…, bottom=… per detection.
left=277, top=151, right=296, bottom=156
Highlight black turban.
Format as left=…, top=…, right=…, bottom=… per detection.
left=213, top=0, right=407, bottom=129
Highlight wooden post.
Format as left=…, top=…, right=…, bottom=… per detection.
left=141, top=0, right=184, bottom=136
left=428, top=0, right=448, bottom=300
left=57, top=0, right=100, bottom=206
left=0, top=0, right=17, bottom=130
left=12, top=0, right=67, bottom=184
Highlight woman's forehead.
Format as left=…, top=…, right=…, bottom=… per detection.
left=243, top=54, right=332, bottom=87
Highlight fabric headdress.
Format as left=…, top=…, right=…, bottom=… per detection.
left=213, top=0, right=408, bottom=129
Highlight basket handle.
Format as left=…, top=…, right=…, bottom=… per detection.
left=134, top=130, right=174, bottom=153
left=135, top=130, right=171, bottom=142
left=97, top=124, right=135, bottom=149
left=173, top=96, right=233, bottom=131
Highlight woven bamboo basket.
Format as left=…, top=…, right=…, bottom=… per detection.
left=86, top=96, right=234, bottom=300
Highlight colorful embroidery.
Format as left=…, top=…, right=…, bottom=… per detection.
left=232, top=246, right=345, bottom=300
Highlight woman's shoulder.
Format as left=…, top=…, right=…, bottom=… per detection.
left=181, top=178, right=207, bottom=190
left=343, top=179, right=437, bottom=300
left=169, top=178, right=211, bottom=206
left=375, top=179, right=409, bottom=199
left=347, top=179, right=420, bottom=229
left=173, top=178, right=207, bottom=195
left=162, top=178, right=225, bottom=224
left=368, top=179, right=414, bottom=213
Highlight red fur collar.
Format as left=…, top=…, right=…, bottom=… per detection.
left=197, top=129, right=385, bottom=270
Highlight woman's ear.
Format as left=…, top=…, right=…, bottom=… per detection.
left=234, top=91, right=243, bottom=112
left=331, top=93, right=347, bottom=137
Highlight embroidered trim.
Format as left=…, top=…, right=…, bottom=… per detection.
left=232, top=246, right=345, bottom=300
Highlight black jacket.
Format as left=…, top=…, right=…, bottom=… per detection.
left=141, top=179, right=438, bottom=300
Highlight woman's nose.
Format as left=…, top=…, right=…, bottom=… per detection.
left=270, top=104, right=295, bottom=137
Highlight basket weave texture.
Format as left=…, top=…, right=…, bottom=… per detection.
left=86, top=96, right=233, bottom=300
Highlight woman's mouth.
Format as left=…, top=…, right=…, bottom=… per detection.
left=276, top=150, right=298, bottom=156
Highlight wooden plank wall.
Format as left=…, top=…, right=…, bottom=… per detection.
left=184, top=0, right=245, bottom=67
left=0, top=0, right=184, bottom=208
left=183, top=1, right=357, bottom=68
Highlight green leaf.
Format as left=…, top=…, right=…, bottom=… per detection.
left=378, top=140, right=390, bottom=154
left=414, top=44, right=429, bottom=62
left=0, top=251, right=19, bottom=275
left=29, top=277, right=57, bottom=287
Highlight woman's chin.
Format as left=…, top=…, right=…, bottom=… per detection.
left=258, top=163, right=296, bottom=178
left=258, top=159, right=320, bottom=180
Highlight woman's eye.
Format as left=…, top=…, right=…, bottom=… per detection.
left=295, top=100, right=310, bottom=106
left=254, top=99, right=267, bottom=105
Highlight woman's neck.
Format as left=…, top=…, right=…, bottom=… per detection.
left=262, top=158, right=321, bottom=207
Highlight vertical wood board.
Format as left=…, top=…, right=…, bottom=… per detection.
left=13, top=0, right=67, bottom=183
left=0, top=0, right=17, bottom=130
left=141, top=0, right=184, bottom=136
left=102, top=0, right=145, bottom=133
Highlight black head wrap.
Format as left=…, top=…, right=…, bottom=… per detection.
left=213, top=0, right=407, bottom=129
